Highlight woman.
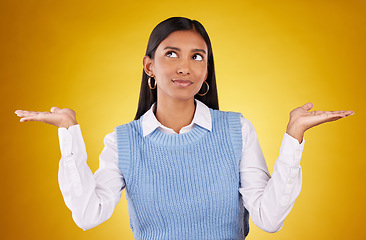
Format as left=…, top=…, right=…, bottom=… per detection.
left=15, top=17, right=353, bottom=239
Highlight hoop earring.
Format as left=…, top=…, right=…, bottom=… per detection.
left=197, top=81, right=209, bottom=96
left=148, top=77, right=156, bottom=89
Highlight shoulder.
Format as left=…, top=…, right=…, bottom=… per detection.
left=209, top=108, right=243, bottom=120
left=209, top=109, right=246, bottom=160
left=209, top=109, right=256, bottom=142
left=104, top=131, right=117, bottom=145
left=240, top=116, right=255, bottom=132
left=115, top=118, right=142, bottom=132
left=209, top=109, right=250, bottom=129
left=208, top=108, right=254, bottom=127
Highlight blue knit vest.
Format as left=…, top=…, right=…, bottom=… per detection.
left=115, top=109, right=249, bottom=240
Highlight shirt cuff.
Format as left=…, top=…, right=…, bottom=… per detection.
left=58, top=124, right=86, bottom=156
left=279, top=132, right=305, bottom=166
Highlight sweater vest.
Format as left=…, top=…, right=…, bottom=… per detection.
left=115, top=109, right=249, bottom=240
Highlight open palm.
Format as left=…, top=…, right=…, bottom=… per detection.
left=15, top=107, right=78, bottom=129
left=286, top=103, right=354, bottom=142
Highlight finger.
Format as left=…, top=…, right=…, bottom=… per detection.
left=322, top=111, right=349, bottom=121
left=15, top=110, right=42, bottom=117
left=15, top=110, right=26, bottom=115
left=50, top=107, right=61, bottom=113
left=325, top=110, right=354, bottom=118
left=345, top=110, right=354, bottom=116
left=19, top=116, right=40, bottom=122
left=327, top=110, right=345, bottom=114
left=301, top=102, right=313, bottom=112
left=17, top=110, right=42, bottom=114
left=328, top=116, right=345, bottom=122
left=15, top=110, right=23, bottom=117
left=20, top=111, right=51, bottom=121
left=332, top=111, right=349, bottom=118
left=15, top=110, right=31, bottom=117
left=330, top=110, right=353, bottom=117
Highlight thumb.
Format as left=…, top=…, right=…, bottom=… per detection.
left=301, top=102, right=313, bottom=112
left=50, top=107, right=61, bottom=113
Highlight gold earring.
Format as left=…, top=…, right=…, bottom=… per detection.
left=197, top=81, right=209, bottom=96
left=148, top=77, right=157, bottom=89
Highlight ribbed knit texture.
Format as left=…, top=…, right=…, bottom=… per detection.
left=115, top=109, right=249, bottom=240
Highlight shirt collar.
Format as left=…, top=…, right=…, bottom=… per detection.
left=141, top=99, right=212, bottom=137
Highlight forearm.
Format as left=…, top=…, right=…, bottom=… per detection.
left=58, top=125, right=123, bottom=230
left=242, top=151, right=302, bottom=232
left=58, top=153, right=118, bottom=230
left=240, top=131, right=304, bottom=233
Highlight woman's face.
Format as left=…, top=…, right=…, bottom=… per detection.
left=145, top=30, right=208, bottom=103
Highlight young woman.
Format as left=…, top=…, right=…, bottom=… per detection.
left=15, top=17, right=353, bottom=239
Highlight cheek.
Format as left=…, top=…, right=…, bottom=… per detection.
left=153, top=59, right=174, bottom=77
left=194, top=64, right=208, bottom=79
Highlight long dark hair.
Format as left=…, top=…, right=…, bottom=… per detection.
left=134, top=17, right=219, bottom=120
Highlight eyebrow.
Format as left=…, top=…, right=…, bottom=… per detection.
left=163, top=46, right=207, bottom=54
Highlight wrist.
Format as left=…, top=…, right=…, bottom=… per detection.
left=59, top=118, right=78, bottom=129
left=286, top=122, right=304, bottom=144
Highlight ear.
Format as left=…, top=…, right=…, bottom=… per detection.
left=143, top=55, right=154, bottom=77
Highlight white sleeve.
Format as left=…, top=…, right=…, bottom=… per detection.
left=239, top=117, right=304, bottom=233
left=57, top=124, right=125, bottom=230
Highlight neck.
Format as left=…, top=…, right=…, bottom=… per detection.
left=155, top=97, right=196, bottom=134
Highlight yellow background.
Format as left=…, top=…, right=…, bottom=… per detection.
left=2, top=0, right=365, bottom=239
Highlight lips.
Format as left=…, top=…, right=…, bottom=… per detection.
left=172, top=80, right=193, bottom=88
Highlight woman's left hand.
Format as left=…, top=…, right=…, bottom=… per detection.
left=286, top=103, right=354, bottom=143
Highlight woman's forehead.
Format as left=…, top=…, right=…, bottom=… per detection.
left=157, top=30, right=207, bottom=51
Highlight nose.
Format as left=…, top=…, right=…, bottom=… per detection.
left=177, top=58, right=190, bottom=75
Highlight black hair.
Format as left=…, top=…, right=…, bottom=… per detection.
left=134, top=17, right=219, bottom=120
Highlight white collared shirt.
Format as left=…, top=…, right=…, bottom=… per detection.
left=141, top=100, right=212, bottom=136
left=58, top=99, right=304, bottom=232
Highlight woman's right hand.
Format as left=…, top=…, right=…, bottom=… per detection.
left=15, top=107, right=78, bottom=129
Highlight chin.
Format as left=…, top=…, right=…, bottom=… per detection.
left=169, top=92, right=196, bottom=102
left=157, top=88, right=198, bottom=103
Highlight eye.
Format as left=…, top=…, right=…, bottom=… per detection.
left=166, top=51, right=178, bottom=58
left=192, top=54, right=203, bottom=61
